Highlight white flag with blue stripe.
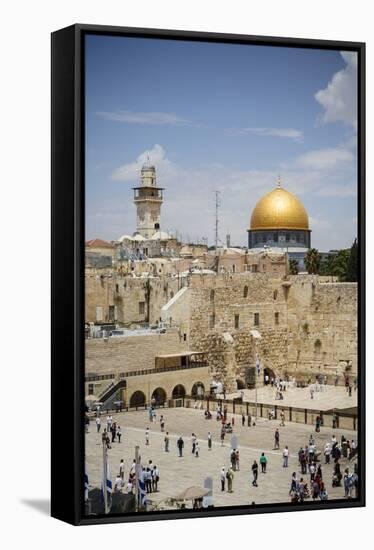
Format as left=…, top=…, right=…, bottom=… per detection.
left=138, top=469, right=147, bottom=508
left=84, top=470, right=89, bottom=501
left=101, top=457, right=113, bottom=498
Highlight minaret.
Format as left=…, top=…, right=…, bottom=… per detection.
left=132, top=158, right=164, bottom=238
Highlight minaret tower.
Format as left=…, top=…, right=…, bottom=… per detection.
left=132, top=157, right=164, bottom=238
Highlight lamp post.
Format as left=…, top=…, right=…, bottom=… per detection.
left=250, top=329, right=262, bottom=422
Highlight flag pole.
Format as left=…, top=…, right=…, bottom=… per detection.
left=135, top=445, right=140, bottom=513
left=102, top=440, right=108, bottom=514
left=255, top=355, right=258, bottom=422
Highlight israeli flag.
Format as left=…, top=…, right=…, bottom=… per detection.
left=84, top=470, right=89, bottom=501
left=101, top=457, right=113, bottom=498
left=106, top=458, right=113, bottom=494
left=138, top=470, right=147, bottom=507
left=256, top=354, right=260, bottom=376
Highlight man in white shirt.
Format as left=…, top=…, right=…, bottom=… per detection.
left=282, top=446, right=289, bottom=467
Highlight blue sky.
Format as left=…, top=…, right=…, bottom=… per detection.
left=85, top=35, right=358, bottom=250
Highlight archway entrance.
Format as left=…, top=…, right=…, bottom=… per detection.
left=129, top=390, right=146, bottom=408
left=151, top=387, right=167, bottom=405
left=191, top=382, right=205, bottom=398
left=172, top=384, right=186, bottom=399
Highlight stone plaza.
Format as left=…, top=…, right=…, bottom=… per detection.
left=85, top=394, right=358, bottom=511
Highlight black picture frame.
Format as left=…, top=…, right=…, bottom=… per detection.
left=51, top=24, right=366, bottom=526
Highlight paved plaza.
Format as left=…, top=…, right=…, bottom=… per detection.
left=86, top=399, right=358, bottom=511
left=229, top=385, right=358, bottom=410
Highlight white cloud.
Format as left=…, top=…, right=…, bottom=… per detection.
left=295, top=147, right=354, bottom=170
left=315, top=51, right=357, bottom=129
left=226, top=127, right=303, bottom=141
left=91, top=144, right=356, bottom=247
left=96, top=110, right=191, bottom=126
left=112, top=144, right=174, bottom=181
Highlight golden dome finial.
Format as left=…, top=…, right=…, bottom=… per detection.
left=277, top=174, right=281, bottom=188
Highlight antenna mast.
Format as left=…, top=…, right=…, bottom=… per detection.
left=214, top=190, right=221, bottom=254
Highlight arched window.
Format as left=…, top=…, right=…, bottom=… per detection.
left=129, top=390, right=146, bottom=408
left=191, top=382, right=205, bottom=398
left=172, top=384, right=186, bottom=398
left=151, top=387, right=167, bottom=405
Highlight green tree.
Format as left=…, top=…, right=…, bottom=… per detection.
left=305, top=248, right=320, bottom=274
left=288, top=258, right=299, bottom=275
left=346, top=238, right=358, bottom=282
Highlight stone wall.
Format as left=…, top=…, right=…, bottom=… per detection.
left=286, top=276, right=357, bottom=379
left=85, top=270, right=184, bottom=326
left=85, top=328, right=185, bottom=375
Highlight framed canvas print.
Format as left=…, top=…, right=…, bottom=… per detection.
left=51, top=24, right=365, bottom=525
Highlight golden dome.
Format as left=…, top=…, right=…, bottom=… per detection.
left=249, top=185, right=309, bottom=231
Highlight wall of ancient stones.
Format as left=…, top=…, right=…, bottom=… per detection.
left=85, top=269, right=183, bottom=326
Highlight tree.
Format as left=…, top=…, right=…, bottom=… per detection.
left=288, top=258, right=299, bottom=275
left=346, top=238, right=358, bottom=282
left=304, top=248, right=320, bottom=274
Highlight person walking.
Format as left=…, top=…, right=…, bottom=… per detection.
left=117, top=425, right=122, bottom=443
left=260, top=452, right=268, bottom=473
left=208, top=432, right=212, bottom=450
left=252, top=460, right=258, bottom=487
left=289, top=472, right=297, bottom=496
left=247, top=413, right=252, bottom=427
left=195, top=442, right=200, bottom=457
left=282, top=446, right=289, bottom=468
left=164, top=431, right=170, bottom=452
left=191, top=433, right=197, bottom=454
left=235, top=449, right=240, bottom=471
left=160, top=415, right=165, bottom=432
left=280, top=410, right=285, bottom=427
left=96, top=416, right=101, bottom=433
left=114, top=474, right=122, bottom=493
left=220, top=467, right=226, bottom=491
left=274, top=429, right=280, bottom=450
left=226, top=466, right=234, bottom=493
left=220, top=429, right=225, bottom=447
left=177, top=436, right=184, bottom=457
left=119, top=459, right=125, bottom=481
left=145, top=428, right=150, bottom=446
left=242, top=413, right=245, bottom=427
left=152, top=466, right=159, bottom=492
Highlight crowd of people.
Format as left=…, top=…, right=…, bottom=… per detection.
left=88, top=397, right=358, bottom=508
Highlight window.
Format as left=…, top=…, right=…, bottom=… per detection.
left=234, top=314, right=240, bottom=329
left=88, top=383, right=94, bottom=395
left=254, top=312, right=260, bottom=326
left=275, top=312, right=279, bottom=325
left=273, top=289, right=278, bottom=300
left=183, top=333, right=187, bottom=341
left=243, top=286, right=248, bottom=298
left=273, top=233, right=277, bottom=242
left=210, top=289, right=215, bottom=301
left=115, top=284, right=119, bottom=293
left=139, top=301, right=145, bottom=315
left=232, top=264, right=236, bottom=273
left=154, top=223, right=160, bottom=229
left=210, top=313, right=215, bottom=329
left=96, top=306, right=103, bottom=322
left=108, top=305, right=115, bottom=322
left=252, top=265, right=258, bottom=273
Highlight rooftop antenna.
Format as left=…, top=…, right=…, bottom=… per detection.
left=214, top=190, right=221, bottom=254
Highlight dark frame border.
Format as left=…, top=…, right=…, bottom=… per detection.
left=51, top=24, right=365, bottom=526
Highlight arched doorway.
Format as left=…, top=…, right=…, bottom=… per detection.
left=236, top=379, right=245, bottom=390
left=172, top=384, right=186, bottom=399
left=151, top=387, right=167, bottom=405
left=129, top=390, right=146, bottom=408
left=191, top=382, right=205, bottom=398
